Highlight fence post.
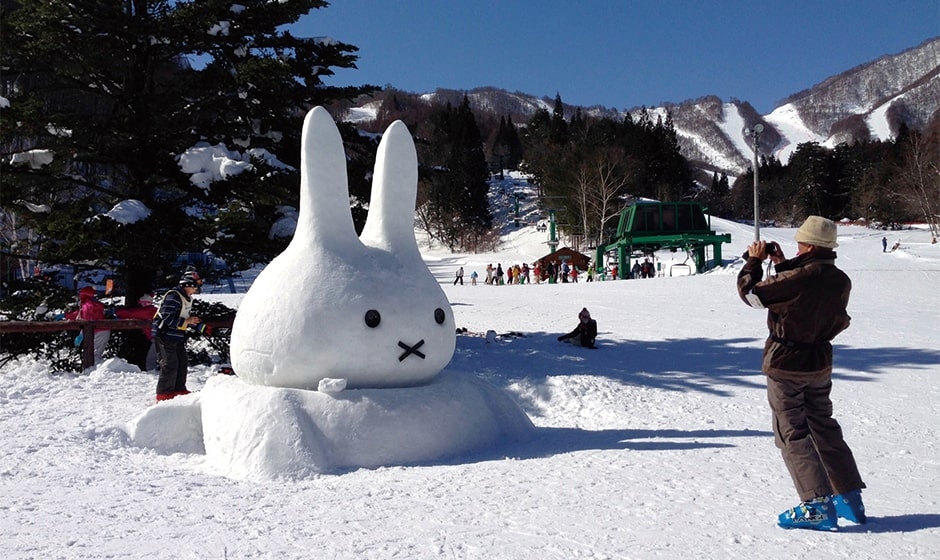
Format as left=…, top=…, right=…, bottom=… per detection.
left=81, top=323, right=96, bottom=369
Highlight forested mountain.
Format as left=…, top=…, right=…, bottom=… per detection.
left=781, top=37, right=940, bottom=140
left=341, top=37, right=940, bottom=179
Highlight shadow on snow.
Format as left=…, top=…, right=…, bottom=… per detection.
left=837, top=513, right=940, bottom=534
left=450, top=331, right=940, bottom=399
left=436, top=332, right=939, bottom=470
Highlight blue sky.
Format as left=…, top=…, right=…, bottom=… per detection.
left=294, top=1, right=939, bottom=115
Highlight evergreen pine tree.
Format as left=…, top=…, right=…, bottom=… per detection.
left=1, top=0, right=374, bottom=296
left=504, top=115, right=524, bottom=170
left=550, top=93, right=569, bottom=145
left=420, top=98, right=492, bottom=250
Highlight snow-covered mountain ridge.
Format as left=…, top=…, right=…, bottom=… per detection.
left=346, top=37, right=940, bottom=179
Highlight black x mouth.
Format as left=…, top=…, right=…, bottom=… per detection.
left=398, top=339, right=426, bottom=361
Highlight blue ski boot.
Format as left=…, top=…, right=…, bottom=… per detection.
left=777, top=496, right=838, bottom=531
left=833, top=489, right=866, bottom=524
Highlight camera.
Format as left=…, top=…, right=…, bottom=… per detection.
left=742, top=241, right=780, bottom=259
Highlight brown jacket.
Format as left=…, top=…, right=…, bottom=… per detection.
left=737, top=248, right=851, bottom=379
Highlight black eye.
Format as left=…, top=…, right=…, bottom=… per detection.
left=364, top=309, right=381, bottom=328
left=434, top=308, right=446, bottom=325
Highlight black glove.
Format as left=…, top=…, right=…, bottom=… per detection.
left=557, top=335, right=565, bottom=341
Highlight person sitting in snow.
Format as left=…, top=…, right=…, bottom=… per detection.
left=557, top=307, right=597, bottom=349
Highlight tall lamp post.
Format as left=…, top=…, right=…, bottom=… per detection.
left=744, top=123, right=764, bottom=241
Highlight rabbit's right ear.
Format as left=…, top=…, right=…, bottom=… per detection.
left=359, top=120, right=422, bottom=265
left=293, top=107, right=361, bottom=253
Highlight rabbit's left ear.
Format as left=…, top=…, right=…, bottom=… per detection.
left=294, top=106, right=363, bottom=254
left=359, top=120, right=422, bottom=264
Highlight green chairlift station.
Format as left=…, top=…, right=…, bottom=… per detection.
left=595, top=201, right=731, bottom=278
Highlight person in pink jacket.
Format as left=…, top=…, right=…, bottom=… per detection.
left=65, top=286, right=110, bottom=365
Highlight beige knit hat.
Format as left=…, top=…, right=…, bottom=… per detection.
left=794, top=215, right=838, bottom=248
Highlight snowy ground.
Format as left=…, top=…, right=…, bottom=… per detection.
left=2, top=187, right=938, bottom=557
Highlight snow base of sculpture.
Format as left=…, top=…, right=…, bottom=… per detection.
left=127, top=371, right=535, bottom=479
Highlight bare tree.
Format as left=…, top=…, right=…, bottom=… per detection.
left=896, top=129, right=940, bottom=241
left=1, top=208, right=44, bottom=280
left=571, top=148, right=634, bottom=249
left=572, top=167, right=591, bottom=251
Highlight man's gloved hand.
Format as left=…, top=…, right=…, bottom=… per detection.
left=557, top=335, right=565, bottom=341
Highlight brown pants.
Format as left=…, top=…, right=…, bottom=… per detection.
left=766, top=375, right=865, bottom=501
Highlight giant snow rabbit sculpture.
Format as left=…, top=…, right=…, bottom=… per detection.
left=230, top=106, right=456, bottom=390
left=128, top=108, right=533, bottom=478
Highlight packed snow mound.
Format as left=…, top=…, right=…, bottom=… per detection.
left=127, top=371, right=535, bottom=479
left=126, top=393, right=205, bottom=455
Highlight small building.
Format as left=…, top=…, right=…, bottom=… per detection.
left=535, top=247, right=591, bottom=271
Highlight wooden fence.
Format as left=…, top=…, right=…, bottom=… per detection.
left=0, top=318, right=233, bottom=369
